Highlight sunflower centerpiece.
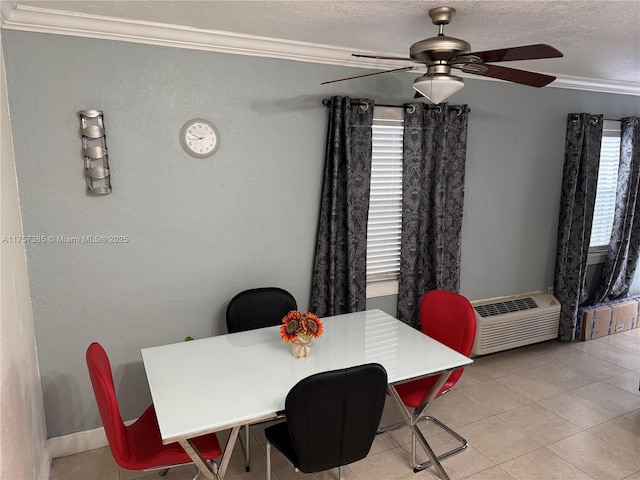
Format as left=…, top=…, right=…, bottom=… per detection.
left=280, top=310, right=324, bottom=358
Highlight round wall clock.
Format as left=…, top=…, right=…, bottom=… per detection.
left=179, top=118, right=220, bottom=158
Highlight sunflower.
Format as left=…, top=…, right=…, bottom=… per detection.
left=280, top=311, right=302, bottom=342
left=280, top=310, right=324, bottom=342
left=301, top=313, right=324, bottom=338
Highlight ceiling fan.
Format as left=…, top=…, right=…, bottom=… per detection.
left=322, top=6, right=563, bottom=104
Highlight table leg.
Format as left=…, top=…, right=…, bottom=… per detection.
left=387, top=370, right=454, bottom=480
left=178, top=425, right=241, bottom=480
left=218, top=426, right=241, bottom=479
left=178, top=439, right=218, bottom=480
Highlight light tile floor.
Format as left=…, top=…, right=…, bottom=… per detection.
left=51, top=328, right=640, bottom=480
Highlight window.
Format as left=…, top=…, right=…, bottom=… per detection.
left=589, top=120, right=621, bottom=260
left=366, top=107, right=404, bottom=297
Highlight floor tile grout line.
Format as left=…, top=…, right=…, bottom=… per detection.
left=491, top=445, right=597, bottom=480
left=546, top=429, right=639, bottom=480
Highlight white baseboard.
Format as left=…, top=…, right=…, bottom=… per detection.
left=47, top=426, right=109, bottom=459
left=38, top=453, right=52, bottom=480
left=47, top=418, right=138, bottom=459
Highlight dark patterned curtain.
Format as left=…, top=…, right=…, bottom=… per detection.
left=397, top=103, right=469, bottom=327
left=554, top=113, right=603, bottom=341
left=310, top=96, right=374, bottom=317
left=594, top=117, right=640, bottom=302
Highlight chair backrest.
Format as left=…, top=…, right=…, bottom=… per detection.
left=86, top=342, right=130, bottom=464
left=226, top=287, right=297, bottom=333
left=419, top=289, right=477, bottom=385
left=284, top=363, right=388, bottom=473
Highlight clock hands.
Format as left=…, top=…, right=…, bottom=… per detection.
left=181, top=119, right=219, bottom=157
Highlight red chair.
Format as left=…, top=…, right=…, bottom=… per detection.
left=380, top=290, right=477, bottom=472
left=86, top=342, right=222, bottom=478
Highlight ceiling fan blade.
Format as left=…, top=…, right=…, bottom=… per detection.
left=321, top=66, right=416, bottom=85
left=461, top=63, right=556, bottom=87
left=352, top=53, right=414, bottom=62
left=465, top=44, right=563, bottom=63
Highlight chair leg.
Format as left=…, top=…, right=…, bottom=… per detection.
left=158, top=468, right=169, bottom=476
left=379, top=414, right=468, bottom=472
left=338, top=465, right=344, bottom=480
left=376, top=419, right=406, bottom=434
left=377, top=390, right=453, bottom=435
left=411, top=416, right=468, bottom=472
left=237, top=424, right=251, bottom=472
left=266, top=441, right=272, bottom=480
left=189, top=464, right=201, bottom=480
left=245, top=423, right=251, bottom=472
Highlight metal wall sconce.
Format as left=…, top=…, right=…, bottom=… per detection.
left=79, top=110, right=111, bottom=195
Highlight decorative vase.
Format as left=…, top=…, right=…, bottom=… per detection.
left=291, top=337, right=312, bottom=358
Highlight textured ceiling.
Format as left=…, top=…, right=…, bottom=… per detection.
left=12, top=0, right=640, bottom=86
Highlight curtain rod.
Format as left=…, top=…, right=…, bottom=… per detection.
left=321, top=98, right=469, bottom=113
left=570, top=114, right=634, bottom=123
left=372, top=103, right=471, bottom=114
left=321, top=98, right=401, bottom=108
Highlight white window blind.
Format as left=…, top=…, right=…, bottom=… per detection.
left=590, top=120, right=621, bottom=248
left=366, top=107, right=404, bottom=295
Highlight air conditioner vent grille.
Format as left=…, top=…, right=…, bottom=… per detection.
left=471, top=292, right=560, bottom=356
left=474, top=297, right=538, bottom=317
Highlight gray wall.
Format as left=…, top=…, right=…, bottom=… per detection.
left=3, top=31, right=639, bottom=438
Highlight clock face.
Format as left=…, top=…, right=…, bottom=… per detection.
left=180, top=119, right=219, bottom=158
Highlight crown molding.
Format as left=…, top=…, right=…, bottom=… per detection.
left=2, top=4, right=639, bottom=97
left=0, top=1, right=17, bottom=25
left=549, top=75, right=640, bottom=97
left=0, top=4, right=382, bottom=69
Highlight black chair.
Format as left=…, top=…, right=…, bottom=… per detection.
left=265, top=363, right=388, bottom=480
left=226, top=287, right=297, bottom=333
left=225, top=287, right=297, bottom=471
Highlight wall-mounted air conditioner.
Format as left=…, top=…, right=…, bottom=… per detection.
left=471, top=291, right=560, bottom=356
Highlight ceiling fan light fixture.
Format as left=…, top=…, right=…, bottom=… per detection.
left=413, top=73, right=464, bottom=104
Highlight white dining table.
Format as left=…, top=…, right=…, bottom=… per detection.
left=141, top=309, right=472, bottom=480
